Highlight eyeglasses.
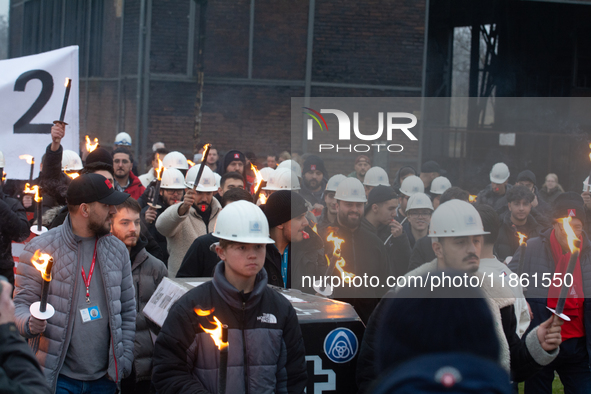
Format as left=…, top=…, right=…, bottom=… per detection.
left=408, top=211, right=432, bottom=218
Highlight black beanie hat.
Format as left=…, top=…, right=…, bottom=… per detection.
left=365, top=186, right=398, bottom=213
left=85, top=148, right=113, bottom=167
left=552, top=192, right=586, bottom=226
left=264, top=190, right=308, bottom=228
left=516, top=170, right=536, bottom=185
left=303, top=155, right=328, bottom=178
left=222, top=150, right=246, bottom=174
left=376, top=272, right=500, bottom=373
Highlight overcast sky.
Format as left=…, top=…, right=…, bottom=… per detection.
left=0, top=0, right=8, bottom=19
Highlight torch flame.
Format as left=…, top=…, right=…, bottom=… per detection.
left=200, top=144, right=211, bottom=162
left=187, top=160, right=196, bottom=167
left=326, top=231, right=354, bottom=283
left=19, top=155, right=34, bottom=165
left=65, top=78, right=71, bottom=87
left=24, top=183, right=42, bottom=203
left=1, top=171, right=5, bottom=182
left=31, top=250, right=52, bottom=281
left=251, top=164, right=264, bottom=192
left=155, top=154, right=164, bottom=180
left=516, top=232, right=527, bottom=246
left=259, top=193, right=268, bottom=204
left=65, top=172, right=80, bottom=180
left=194, top=308, right=228, bottom=350
left=562, top=217, right=580, bottom=254
left=469, top=195, right=477, bottom=202
left=311, top=223, right=318, bottom=235
left=85, top=135, right=99, bottom=153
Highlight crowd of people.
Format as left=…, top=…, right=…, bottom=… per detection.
left=0, top=121, right=589, bottom=394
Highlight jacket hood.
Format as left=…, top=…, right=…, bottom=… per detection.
left=212, top=261, right=268, bottom=310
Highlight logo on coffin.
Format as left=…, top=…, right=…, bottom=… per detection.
left=323, top=328, right=358, bottom=363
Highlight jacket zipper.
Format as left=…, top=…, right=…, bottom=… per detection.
left=242, top=301, right=249, bottom=394
left=112, top=338, right=119, bottom=382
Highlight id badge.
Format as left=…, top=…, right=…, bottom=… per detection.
left=80, top=305, right=102, bottom=323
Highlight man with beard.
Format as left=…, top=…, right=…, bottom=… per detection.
left=299, top=155, right=328, bottom=209
left=348, top=155, right=371, bottom=183
left=156, top=165, right=221, bottom=277
left=113, top=148, right=145, bottom=200
left=357, top=200, right=562, bottom=392
left=111, top=198, right=167, bottom=394
left=14, top=174, right=136, bottom=393
left=323, top=178, right=390, bottom=324
left=142, top=168, right=186, bottom=266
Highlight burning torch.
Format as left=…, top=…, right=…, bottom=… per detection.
left=192, top=144, right=212, bottom=191
left=148, top=154, right=164, bottom=209
left=469, top=195, right=477, bottom=203
left=29, top=250, right=55, bottom=320
left=516, top=232, right=528, bottom=277
left=57, top=78, right=72, bottom=124
left=547, top=217, right=581, bottom=321
left=85, top=135, right=99, bottom=153
left=19, top=155, right=35, bottom=183
left=251, top=164, right=265, bottom=204
left=195, top=307, right=229, bottom=394
left=313, top=230, right=354, bottom=296
left=25, top=183, right=47, bottom=235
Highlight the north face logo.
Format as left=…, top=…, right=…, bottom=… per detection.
left=257, top=313, right=277, bottom=324
left=311, top=164, right=316, bottom=171
left=105, top=179, right=113, bottom=189
left=568, top=209, right=576, bottom=217
left=234, top=153, right=240, bottom=159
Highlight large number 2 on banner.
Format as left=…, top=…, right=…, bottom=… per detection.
left=13, top=69, right=54, bottom=134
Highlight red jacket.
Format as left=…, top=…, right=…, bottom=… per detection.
left=125, top=172, right=146, bottom=200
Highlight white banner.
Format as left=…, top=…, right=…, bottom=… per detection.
left=0, top=46, right=79, bottom=180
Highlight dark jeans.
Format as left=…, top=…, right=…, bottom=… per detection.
left=56, top=374, right=117, bottom=394
left=525, top=337, right=591, bottom=394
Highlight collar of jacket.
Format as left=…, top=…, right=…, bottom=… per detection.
left=130, top=234, right=149, bottom=263
left=128, top=171, right=142, bottom=187
left=62, top=214, right=119, bottom=251
left=212, top=261, right=268, bottom=310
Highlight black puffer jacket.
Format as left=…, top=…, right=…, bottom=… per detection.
left=141, top=203, right=170, bottom=265
left=0, top=323, right=51, bottom=394
left=176, top=233, right=219, bottom=278
left=0, top=192, right=29, bottom=271
left=152, top=262, right=308, bottom=394
left=495, top=212, right=542, bottom=263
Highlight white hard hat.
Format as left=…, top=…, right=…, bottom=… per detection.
left=0, top=151, right=4, bottom=167
left=363, top=166, right=390, bottom=187
left=263, top=167, right=300, bottom=191
left=406, top=192, right=434, bottom=211
left=259, top=167, right=275, bottom=182
left=62, top=150, right=83, bottom=171
left=163, top=151, right=189, bottom=170
left=335, top=177, right=367, bottom=203
left=399, top=175, right=424, bottom=197
left=160, top=168, right=186, bottom=189
left=325, top=174, right=347, bottom=192
left=429, top=200, right=489, bottom=238
left=278, top=159, right=302, bottom=178
left=430, top=176, right=452, bottom=195
left=114, top=132, right=132, bottom=146
left=152, top=142, right=166, bottom=152
left=184, top=164, right=218, bottom=192
left=214, top=173, right=222, bottom=188
left=213, top=200, right=275, bottom=244
left=583, top=176, right=590, bottom=192
left=490, top=163, right=510, bottom=184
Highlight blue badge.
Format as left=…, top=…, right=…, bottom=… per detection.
left=80, top=305, right=102, bottom=323
left=323, top=328, right=358, bottom=363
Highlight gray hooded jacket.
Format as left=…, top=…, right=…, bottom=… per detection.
left=13, top=217, right=136, bottom=392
